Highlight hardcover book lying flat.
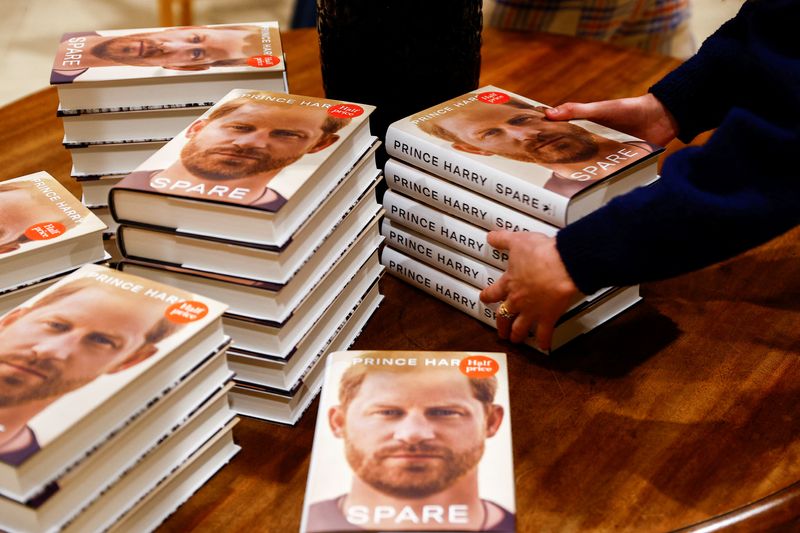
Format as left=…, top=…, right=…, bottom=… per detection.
left=116, top=166, right=382, bottom=284
left=0, top=172, right=107, bottom=292
left=61, top=104, right=210, bottom=145
left=385, top=85, right=662, bottom=227
left=78, top=173, right=126, bottom=207
left=118, top=209, right=382, bottom=324
left=0, top=350, right=233, bottom=532
left=106, top=420, right=240, bottom=532
left=69, top=140, right=167, bottom=177
left=51, top=21, right=287, bottom=111
left=0, top=263, right=228, bottom=502
left=382, top=247, right=641, bottom=353
left=110, top=88, right=378, bottom=247
left=300, top=350, right=516, bottom=532
left=229, top=275, right=385, bottom=425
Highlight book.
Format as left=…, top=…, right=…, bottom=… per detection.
left=0, top=172, right=107, bottom=292
left=300, top=350, right=516, bottom=533
left=229, top=275, right=385, bottom=424
left=383, top=189, right=533, bottom=269
left=0, top=348, right=232, bottom=532
left=105, top=421, right=240, bottom=532
left=0, top=263, right=228, bottom=501
left=117, top=171, right=382, bottom=284
left=110, top=89, right=378, bottom=247
left=61, top=104, right=210, bottom=145
left=381, top=218, right=503, bottom=290
left=88, top=205, right=119, bottom=234
left=382, top=246, right=641, bottom=353
left=61, top=406, right=238, bottom=533
left=385, top=158, right=556, bottom=235
left=118, top=212, right=382, bottom=323
left=51, top=22, right=287, bottom=111
left=385, top=85, right=662, bottom=227
left=221, top=240, right=383, bottom=358
left=69, top=140, right=167, bottom=177
left=78, top=173, right=126, bottom=207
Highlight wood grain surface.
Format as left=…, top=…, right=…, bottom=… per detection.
left=2, top=27, right=798, bottom=533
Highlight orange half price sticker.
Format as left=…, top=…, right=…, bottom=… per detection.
left=165, top=300, right=209, bottom=323
left=328, top=104, right=364, bottom=119
left=24, top=222, right=66, bottom=241
left=459, top=355, right=499, bottom=378
left=478, top=91, right=510, bottom=105
left=247, top=55, right=281, bottom=68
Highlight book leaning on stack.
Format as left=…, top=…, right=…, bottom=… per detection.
left=382, top=86, right=664, bottom=352
left=51, top=21, right=288, bottom=262
left=0, top=263, right=238, bottom=532
left=0, top=172, right=107, bottom=317
left=110, top=89, right=386, bottom=424
left=300, top=350, right=516, bottom=533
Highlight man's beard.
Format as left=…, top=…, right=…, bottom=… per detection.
left=344, top=438, right=484, bottom=499
left=517, top=124, right=599, bottom=164
left=181, top=141, right=301, bottom=181
left=0, top=355, right=85, bottom=407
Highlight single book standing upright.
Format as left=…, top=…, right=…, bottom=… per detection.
left=385, top=86, right=662, bottom=227
left=301, top=350, right=516, bottom=533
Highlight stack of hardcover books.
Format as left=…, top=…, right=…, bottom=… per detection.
left=300, top=350, right=516, bottom=533
left=381, top=86, right=663, bottom=352
left=0, top=263, right=237, bottom=532
left=0, top=172, right=107, bottom=316
left=109, top=89, right=385, bottom=424
left=51, top=21, right=288, bottom=261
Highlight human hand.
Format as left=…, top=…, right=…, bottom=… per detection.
left=545, top=93, right=678, bottom=147
left=479, top=231, right=579, bottom=350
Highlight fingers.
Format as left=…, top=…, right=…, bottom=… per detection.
left=545, top=102, right=594, bottom=121
left=534, top=320, right=557, bottom=352
left=486, top=230, right=513, bottom=250
left=480, top=275, right=507, bottom=303
left=509, top=313, right=536, bottom=344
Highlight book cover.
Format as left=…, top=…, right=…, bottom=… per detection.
left=386, top=86, right=662, bottom=227
left=111, top=88, right=375, bottom=216
left=301, top=350, right=516, bottom=532
left=51, top=22, right=284, bottom=85
left=0, top=263, right=227, bottom=472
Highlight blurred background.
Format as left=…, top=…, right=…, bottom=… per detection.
left=0, top=0, right=744, bottom=108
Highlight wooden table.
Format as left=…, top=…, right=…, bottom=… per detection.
left=3, top=28, right=800, bottom=532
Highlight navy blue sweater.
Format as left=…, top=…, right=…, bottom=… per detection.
left=556, top=0, right=800, bottom=294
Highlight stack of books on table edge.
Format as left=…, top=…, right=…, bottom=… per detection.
left=109, top=89, right=386, bottom=424
left=0, top=264, right=238, bottom=532
left=51, top=21, right=288, bottom=263
left=0, top=172, right=108, bottom=316
left=381, top=85, right=664, bottom=353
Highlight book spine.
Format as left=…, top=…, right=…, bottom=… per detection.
left=381, top=246, right=498, bottom=327
left=385, top=158, right=558, bottom=236
left=381, top=219, right=503, bottom=289
left=385, top=124, right=570, bottom=226
left=383, top=190, right=508, bottom=269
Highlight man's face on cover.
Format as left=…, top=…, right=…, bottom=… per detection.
left=436, top=104, right=598, bottom=165
left=0, top=185, right=67, bottom=254
left=92, top=27, right=261, bottom=68
left=0, top=286, right=166, bottom=407
left=180, top=102, right=334, bottom=181
left=335, top=370, right=492, bottom=499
